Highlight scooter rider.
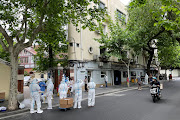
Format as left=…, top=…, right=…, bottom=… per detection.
left=150, top=77, right=160, bottom=94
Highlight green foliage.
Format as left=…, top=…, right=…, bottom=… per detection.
left=158, top=39, right=180, bottom=68
left=127, top=0, right=180, bottom=71
left=24, top=71, right=30, bottom=76
left=0, top=34, right=10, bottom=61
left=0, top=0, right=106, bottom=71
left=0, top=0, right=106, bottom=52
left=96, top=14, right=128, bottom=60
left=0, top=45, right=10, bottom=61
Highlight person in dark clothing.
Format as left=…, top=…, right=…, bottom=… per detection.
left=150, top=77, right=160, bottom=94
left=169, top=74, right=172, bottom=81
left=84, top=76, right=88, bottom=92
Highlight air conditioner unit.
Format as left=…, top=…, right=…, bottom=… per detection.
left=99, top=62, right=103, bottom=67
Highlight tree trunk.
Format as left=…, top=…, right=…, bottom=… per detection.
left=147, top=50, right=154, bottom=76
left=8, top=53, right=18, bottom=110
left=48, top=44, right=53, bottom=78
left=165, top=67, right=167, bottom=80
left=127, top=63, right=130, bottom=87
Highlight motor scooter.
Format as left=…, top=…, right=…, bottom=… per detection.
left=150, top=84, right=161, bottom=103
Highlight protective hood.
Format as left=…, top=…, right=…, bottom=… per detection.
left=90, top=77, right=93, bottom=82
left=31, top=78, right=38, bottom=84
left=61, top=76, right=66, bottom=83
left=47, top=78, right=53, bottom=85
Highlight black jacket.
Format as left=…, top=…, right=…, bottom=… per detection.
left=150, top=80, right=160, bottom=86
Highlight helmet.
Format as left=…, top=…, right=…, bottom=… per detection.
left=152, top=77, right=157, bottom=80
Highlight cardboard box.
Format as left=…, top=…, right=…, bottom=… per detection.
left=60, top=99, right=68, bottom=104
left=160, top=84, right=163, bottom=90
left=60, top=103, right=73, bottom=108
left=66, top=98, right=73, bottom=104
left=60, top=98, right=73, bottom=105
left=0, top=92, right=5, bottom=99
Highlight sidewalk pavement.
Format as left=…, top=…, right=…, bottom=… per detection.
left=0, top=82, right=150, bottom=118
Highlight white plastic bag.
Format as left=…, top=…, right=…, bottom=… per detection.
left=19, top=103, right=25, bottom=109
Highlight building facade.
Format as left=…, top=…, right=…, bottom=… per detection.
left=68, top=0, right=147, bottom=87
left=0, top=58, right=24, bottom=100
left=19, top=46, right=37, bottom=73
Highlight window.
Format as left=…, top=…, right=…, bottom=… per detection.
left=100, top=46, right=106, bottom=55
left=117, top=9, right=126, bottom=22
left=102, top=24, right=106, bottom=34
left=24, top=50, right=27, bottom=54
left=101, top=71, right=106, bottom=78
left=99, top=1, right=105, bottom=9
left=69, top=43, right=73, bottom=47
left=131, top=71, right=136, bottom=76
left=123, top=71, right=128, bottom=78
left=136, top=56, right=139, bottom=64
left=89, top=47, right=93, bottom=54
left=76, top=43, right=79, bottom=47
left=24, top=57, right=28, bottom=63
left=20, top=58, right=23, bottom=63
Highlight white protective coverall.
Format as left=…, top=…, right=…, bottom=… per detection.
left=29, top=79, right=43, bottom=113
left=46, top=79, right=54, bottom=109
left=73, top=79, right=84, bottom=109
left=88, top=79, right=96, bottom=107
left=145, top=74, right=149, bottom=85
left=59, top=77, right=68, bottom=99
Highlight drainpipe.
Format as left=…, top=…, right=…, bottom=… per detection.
left=80, top=23, right=83, bottom=61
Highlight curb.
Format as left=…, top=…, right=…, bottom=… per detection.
left=0, top=86, right=139, bottom=119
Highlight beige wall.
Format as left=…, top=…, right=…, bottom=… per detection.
left=68, top=0, right=128, bottom=61
left=0, top=63, right=11, bottom=100
left=34, top=72, right=48, bottom=79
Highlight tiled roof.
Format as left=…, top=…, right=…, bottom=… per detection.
left=25, top=46, right=37, bottom=55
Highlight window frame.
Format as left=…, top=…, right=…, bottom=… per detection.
left=98, top=1, right=105, bottom=9
left=116, top=9, right=126, bottom=22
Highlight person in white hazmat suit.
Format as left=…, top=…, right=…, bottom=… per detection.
left=144, top=74, right=149, bottom=85
left=46, top=78, right=54, bottom=109
left=73, top=79, right=84, bottom=109
left=29, top=78, right=43, bottom=114
left=88, top=78, right=96, bottom=107
left=59, top=76, right=68, bottom=99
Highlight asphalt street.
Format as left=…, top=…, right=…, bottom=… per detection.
left=2, top=79, right=180, bottom=120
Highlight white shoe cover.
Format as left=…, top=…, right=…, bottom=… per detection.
left=37, top=109, right=43, bottom=113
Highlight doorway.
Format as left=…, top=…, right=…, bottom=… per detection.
left=114, top=70, right=121, bottom=85
left=87, top=71, right=92, bottom=82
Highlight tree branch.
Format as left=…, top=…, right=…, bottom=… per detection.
left=16, top=17, right=26, bottom=40
left=0, top=24, right=13, bottom=46
left=143, top=46, right=151, bottom=52
left=14, top=0, right=49, bottom=55
left=147, top=27, right=165, bottom=49
left=120, top=59, right=128, bottom=68
left=21, top=17, right=27, bottom=43
left=0, top=38, right=8, bottom=51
